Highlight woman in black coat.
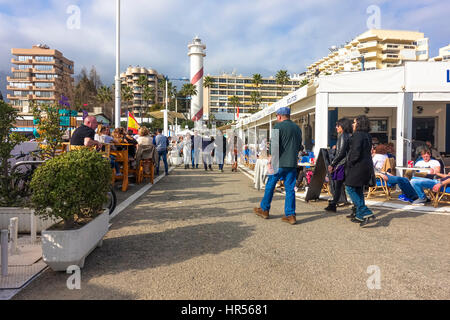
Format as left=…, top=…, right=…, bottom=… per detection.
left=325, top=118, right=352, bottom=212
left=345, top=115, right=375, bottom=226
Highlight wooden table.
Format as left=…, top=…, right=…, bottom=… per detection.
left=110, top=143, right=134, bottom=192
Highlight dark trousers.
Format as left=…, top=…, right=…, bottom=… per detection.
left=329, top=179, right=347, bottom=205
left=156, top=150, right=168, bottom=175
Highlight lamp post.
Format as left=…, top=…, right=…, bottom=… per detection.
left=114, top=0, right=121, bottom=129
left=163, top=77, right=189, bottom=137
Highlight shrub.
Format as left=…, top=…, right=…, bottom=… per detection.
left=30, top=149, right=112, bottom=229
left=0, top=100, right=26, bottom=206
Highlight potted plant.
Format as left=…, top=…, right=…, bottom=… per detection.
left=30, top=148, right=112, bottom=271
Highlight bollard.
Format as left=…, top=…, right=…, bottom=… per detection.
left=30, top=211, right=37, bottom=244
left=9, top=217, right=18, bottom=255
left=1, top=230, right=8, bottom=276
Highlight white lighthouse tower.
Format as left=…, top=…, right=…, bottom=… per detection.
left=188, top=36, right=206, bottom=122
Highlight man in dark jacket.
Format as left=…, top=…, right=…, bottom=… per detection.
left=254, top=107, right=303, bottom=225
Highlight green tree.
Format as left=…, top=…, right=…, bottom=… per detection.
left=300, top=79, right=309, bottom=88
left=276, top=70, right=289, bottom=97
left=121, top=84, right=134, bottom=114
left=0, top=100, right=26, bottom=206
left=96, top=85, right=113, bottom=120
left=228, top=95, right=240, bottom=122
left=74, top=67, right=102, bottom=111
left=250, top=91, right=262, bottom=112
left=180, top=83, right=198, bottom=119
left=32, top=103, right=65, bottom=160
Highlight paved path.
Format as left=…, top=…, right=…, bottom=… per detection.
left=14, top=167, right=450, bottom=299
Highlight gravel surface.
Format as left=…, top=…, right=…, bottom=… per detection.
left=14, top=166, right=450, bottom=300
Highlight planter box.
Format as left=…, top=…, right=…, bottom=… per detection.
left=41, top=210, right=110, bottom=272
left=0, top=207, right=58, bottom=233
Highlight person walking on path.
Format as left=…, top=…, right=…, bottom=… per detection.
left=325, top=118, right=352, bottom=212
left=254, top=107, right=303, bottom=225
left=155, top=128, right=169, bottom=176
left=345, top=115, right=376, bottom=226
left=183, top=133, right=192, bottom=169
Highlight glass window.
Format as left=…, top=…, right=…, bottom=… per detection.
left=219, top=78, right=226, bottom=83
left=35, top=82, right=53, bottom=88
left=17, top=56, right=32, bottom=61
left=236, top=79, right=244, bottom=83
left=17, top=65, right=31, bottom=70
left=35, top=56, right=54, bottom=62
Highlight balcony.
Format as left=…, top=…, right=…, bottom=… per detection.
left=32, top=95, right=54, bottom=100
left=357, top=41, right=379, bottom=51
left=33, top=86, right=55, bottom=91
left=363, top=51, right=378, bottom=60
left=11, top=58, right=32, bottom=64
left=33, top=68, right=55, bottom=73
left=7, top=76, right=32, bottom=82
left=12, top=67, right=32, bottom=73
left=7, top=85, right=32, bottom=91
left=7, top=94, right=32, bottom=100
left=32, top=77, right=56, bottom=82
left=32, top=59, right=55, bottom=65
left=382, top=43, right=400, bottom=51
left=382, top=54, right=400, bottom=61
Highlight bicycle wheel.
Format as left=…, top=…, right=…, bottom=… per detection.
left=106, top=185, right=117, bottom=215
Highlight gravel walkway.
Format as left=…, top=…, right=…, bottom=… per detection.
left=14, top=167, right=450, bottom=300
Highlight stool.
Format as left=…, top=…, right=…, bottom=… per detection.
left=138, top=159, right=154, bottom=184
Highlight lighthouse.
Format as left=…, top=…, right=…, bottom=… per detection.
left=188, top=36, right=206, bottom=121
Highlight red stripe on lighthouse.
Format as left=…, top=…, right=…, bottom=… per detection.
left=191, top=68, right=204, bottom=85
left=192, top=109, right=204, bottom=121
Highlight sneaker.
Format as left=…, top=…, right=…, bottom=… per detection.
left=281, top=215, right=297, bottom=225
left=253, top=207, right=269, bottom=219
left=398, top=194, right=412, bottom=203
left=412, top=198, right=426, bottom=206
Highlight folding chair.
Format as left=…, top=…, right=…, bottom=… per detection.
left=367, top=158, right=396, bottom=200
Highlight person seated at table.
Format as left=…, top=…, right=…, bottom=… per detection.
left=135, top=127, right=156, bottom=175
left=386, top=143, right=396, bottom=159
left=425, top=140, right=440, bottom=160
left=404, top=147, right=441, bottom=181
left=70, top=116, right=102, bottom=149
left=410, top=171, right=450, bottom=206
left=372, top=144, right=389, bottom=172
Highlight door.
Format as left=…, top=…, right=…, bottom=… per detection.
left=412, top=117, right=436, bottom=145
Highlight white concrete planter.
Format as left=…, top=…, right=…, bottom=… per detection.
left=41, top=210, right=109, bottom=272
left=0, top=207, right=57, bottom=233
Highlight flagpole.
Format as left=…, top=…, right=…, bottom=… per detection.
left=114, top=0, right=121, bottom=129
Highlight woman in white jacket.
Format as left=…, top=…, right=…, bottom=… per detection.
left=183, top=133, right=192, bottom=169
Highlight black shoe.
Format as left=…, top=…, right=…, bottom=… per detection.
left=359, top=215, right=376, bottom=226
left=324, top=204, right=336, bottom=212
left=209, top=166, right=213, bottom=171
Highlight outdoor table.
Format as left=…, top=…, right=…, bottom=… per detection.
left=396, top=166, right=432, bottom=175
left=254, top=158, right=269, bottom=190
left=298, top=163, right=315, bottom=167
left=110, top=143, right=133, bottom=192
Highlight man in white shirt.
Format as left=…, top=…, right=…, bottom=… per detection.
left=410, top=148, right=442, bottom=205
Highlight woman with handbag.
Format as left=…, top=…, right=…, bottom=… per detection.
left=325, top=118, right=352, bottom=213
left=345, top=115, right=376, bottom=226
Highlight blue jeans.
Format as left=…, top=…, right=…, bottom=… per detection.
left=260, top=168, right=297, bottom=217
left=345, top=186, right=373, bottom=219
left=191, top=149, right=199, bottom=168
left=386, top=175, right=418, bottom=200
left=410, top=177, right=439, bottom=200
left=156, top=150, right=168, bottom=175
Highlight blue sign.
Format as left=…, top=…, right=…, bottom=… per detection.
left=11, top=127, right=34, bottom=132
left=447, top=70, right=450, bottom=83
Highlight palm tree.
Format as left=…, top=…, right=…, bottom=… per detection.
left=276, top=70, right=289, bottom=97
left=250, top=91, right=262, bottom=113
left=180, top=83, right=198, bottom=119
left=142, top=86, right=155, bottom=122
left=252, top=73, right=262, bottom=91
left=300, top=79, right=309, bottom=88
left=121, top=84, right=134, bottom=117
left=228, top=95, right=240, bottom=122
left=203, top=76, right=214, bottom=127
left=96, top=85, right=113, bottom=120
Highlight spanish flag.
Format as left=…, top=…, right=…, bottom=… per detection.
left=127, top=112, right=140, bottom=134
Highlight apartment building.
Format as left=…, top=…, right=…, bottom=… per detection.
left=430, top=44, right=450, bottom=62
left=203, top=73, right=305, bottom=121
left=306, top=29, right=429, bottom=80
left=120, top=66, right=165, bottom=117
left=7, top=44, right=74, bottom=114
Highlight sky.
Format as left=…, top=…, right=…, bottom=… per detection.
left=0, top=0, right=449, bottom=87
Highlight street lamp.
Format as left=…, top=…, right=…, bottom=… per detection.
left=114, top=0, right=121, bottom=129
left=174, top=96, right=191, bottom=136
left=164, top=77, right=189, bottom=137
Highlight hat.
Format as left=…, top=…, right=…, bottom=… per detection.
left=276, top=107, right=291, bottom=116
